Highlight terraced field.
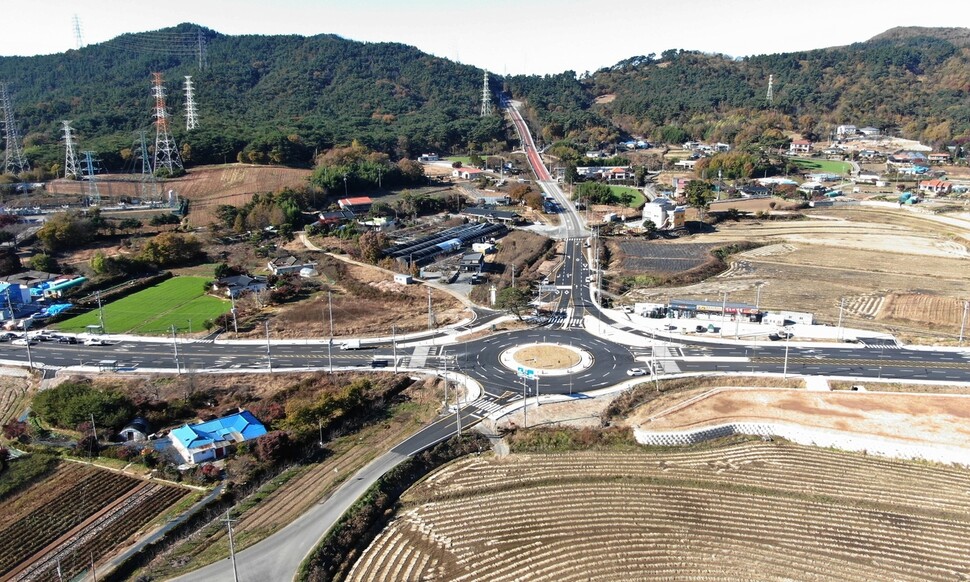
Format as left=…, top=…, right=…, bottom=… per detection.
left=347, top=441, right=970, bottom=581
left=0, top=461, right=189, bottom=582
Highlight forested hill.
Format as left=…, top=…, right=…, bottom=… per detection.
left=0, top=23, right=504, bottom=174
left=506, top=28, right=970, bottom=151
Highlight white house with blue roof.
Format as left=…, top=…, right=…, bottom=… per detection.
left=169, top=410, right=267, bottom=465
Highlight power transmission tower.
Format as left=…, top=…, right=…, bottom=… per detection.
left=62, top=121, right=81, bottom=179
left=73, top=15, right=84, bottom=49
left=480, top=70, right=492, bottom=117
left=183, top=76, right=198, bottom=130
left=196, top=29, right=208, bottom=70
left=134, top=130, right=161, bottom=203
left=0, top=83, right=29, bottom=175
left=766, top=74, right=774, bottom=105
left=82, top=151, right=101, bottom=206
left=151, top=72, right=183, bottom=174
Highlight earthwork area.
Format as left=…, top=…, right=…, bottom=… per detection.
left=621, top=205, right=970, bottom=343
left=346, top=441, right=970, bottom=582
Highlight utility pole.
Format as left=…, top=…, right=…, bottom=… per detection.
left=170, top=324, right=181, bottom=374
left=96, top=290, right=105, bottom=333
left=230, top=292, right=239, bottom=336
left=328, top=291, right=334, bottom=374
left=756, top=282, right=764, bottom=310
left=392, top=325, right=397, bottom=373
left=89, top=413, right=98, bottom=444
left=224, top=510, right=240, bottom=582
left=783, top=332, right=790, bottom=380
left=427, top=287, right=433, bottom=331
left=720, top=292, right=728, bottom=337
left=264, top=320, right=272, bottom=372
left=521, top=375, right=527, bottom=429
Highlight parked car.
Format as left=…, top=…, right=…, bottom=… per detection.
left=695, top=325, right=707, bottom=333
left=626, top=367, right=649, bottom=376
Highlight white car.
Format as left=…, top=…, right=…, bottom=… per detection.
left=626, top=367, right=649, bottom=377
left=83, top=337, right=108, bottom=346
left=11, top=338, right=36, bottom=346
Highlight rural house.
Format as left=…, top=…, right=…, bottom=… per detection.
left=213, top=274, right=268, bottom=298
left=337, top=196, right=373, bottom=213
left=452, top=167, right=485, bottom=180
left=918, top=179, right=952, bottom=195
left=169, top=410, right=267, bottom=465
left=789, top=139, right=812, bottom=155
left=267, top=256, right=318, bottom=276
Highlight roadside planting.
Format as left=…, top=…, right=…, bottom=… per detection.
left=346, top=441, right=970, bottom=581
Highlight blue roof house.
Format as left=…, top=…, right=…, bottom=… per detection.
left=169, top=410, right=267, bottom=465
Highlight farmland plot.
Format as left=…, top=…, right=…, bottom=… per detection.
left=0, top=461, right=188, bottom=581
left=348, top=442, right=970, bottom=582
left=615, top=241, right=719, bottom=273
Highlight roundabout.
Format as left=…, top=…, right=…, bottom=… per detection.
left=500, top=342, right=593, bottom=376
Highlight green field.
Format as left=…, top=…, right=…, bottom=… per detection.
left=56, top=277, right=230, bottom=335
left=608, top=185, right=646, bottom=208
left=790, top=158, right=852, bottom=175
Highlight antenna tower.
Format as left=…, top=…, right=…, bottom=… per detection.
left=151, top=72, right=183, bottom=174
left=0, top=83, right=28, bottom=175
left=82, top=151, right=101, bottom=206
left=480, top=71, right=492, bottom=117
left=73, top=15, right=84, bottom=49
left=766, top=74, right=774, bottom=105
left=184, top=76, right=199, bottom=131
left=62, top=121, right=81, bottom=179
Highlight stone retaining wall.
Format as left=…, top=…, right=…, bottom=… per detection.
left=634, top=422, right=970, bottom=466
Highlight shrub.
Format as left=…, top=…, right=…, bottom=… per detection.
left=32, top=381, right=135, bottom=431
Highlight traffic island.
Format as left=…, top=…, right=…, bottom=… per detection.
left=499, top=342, right=592, bottom=376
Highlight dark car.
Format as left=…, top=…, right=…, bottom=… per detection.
left=57, top=336, right=79, bottom=344
left=695, top=325, right=707, bottom=333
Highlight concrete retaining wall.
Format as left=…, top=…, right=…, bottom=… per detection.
left=634, top=422, right=970, bottom=467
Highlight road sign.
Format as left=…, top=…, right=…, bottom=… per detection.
left=538, top=285, right=557, bottom=293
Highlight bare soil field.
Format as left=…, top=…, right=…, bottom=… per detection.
left=265, top=257, right=466, bottom=339
left=629, top=387, right=970, bottom=448
left=614, top=240, right=719, bottom=273
left=46, top=164, right=312, bottom=226
left=624, top=206, right=970, bottom=343
left=347, top=442, right=970, bottom=582
left=511, top=345, right=580, bottom=369
left=0, top=375, right=30, bottom=425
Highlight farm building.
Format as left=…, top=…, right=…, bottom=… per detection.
left=393, top=273, right=413, bottom=285
left=170, top=410, right=267, bottom=465
left=120, top=417, right=151, bottom=442
left=318, top=210, right=355, bottom=226
left=461, top=206, right=522, bottom=225
left=459, top=252, right=484, bottom=272
left=337, top=196, right=373, bottom=213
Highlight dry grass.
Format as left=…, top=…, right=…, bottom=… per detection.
left=511, top=345, right=581, bottom=369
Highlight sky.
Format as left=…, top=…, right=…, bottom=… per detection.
left=0, top=0, right=966, bottom=76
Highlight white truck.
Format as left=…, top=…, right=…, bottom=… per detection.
left=340, top=339, right=362, bottom=350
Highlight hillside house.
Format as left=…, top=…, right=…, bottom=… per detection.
left=170, top=410, right=267, bottom=465
left=459, top=252, right=484, bottom=273
left=918, top=179, right=952, bottom=195
left=836, top=125, right=857, bottom=137
left=789, top=139, right=812, bottom=155
left=928, top=152, right=950, bottom=165
left=213, top=274, right=268, bottom=298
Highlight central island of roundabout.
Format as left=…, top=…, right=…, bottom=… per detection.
left=499, top=342, right=593, bottom=377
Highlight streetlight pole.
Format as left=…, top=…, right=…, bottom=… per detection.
left=392, top=325, right=397, bottom=373
left=264, top=320, right=272, bottom=372
left=782, top=332, right=790, bottom=380
left=837, top=297, right=846, bottom=342
left=23, top=320, right=34, bottom=371
left=170, top=324, right=181, bottom=374
left=756, top=283, right=764, bottom=310
left=521, top=375, right=527, bottom=429
left=960, top=300, right=969, bottom=344
left=720, top=292, right=728, bottom=337
left=224, top=510, right=240, bottom=582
